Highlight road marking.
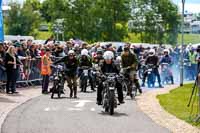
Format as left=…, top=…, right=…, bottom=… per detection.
left=68, top=108, right=83, bottom=111
left=72, top=100, right=93, bottom=108
left=44, top=107, right=50, bottom=112
left=90, top=108, right=95, bottom=111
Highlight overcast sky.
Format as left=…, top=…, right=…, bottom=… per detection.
left=172, top=0, right=200, bottom=13
left=3, top=0, right=200, bottom=13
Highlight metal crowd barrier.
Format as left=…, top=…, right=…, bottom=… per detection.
left=0, top=56, right=63, bottom=90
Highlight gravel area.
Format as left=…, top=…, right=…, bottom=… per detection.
left=137, top=85, right=200, bottom=133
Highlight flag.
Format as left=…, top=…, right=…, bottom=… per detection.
left=0, top=0, right=4, bottom=42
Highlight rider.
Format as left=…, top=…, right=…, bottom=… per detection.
left=121, top=47, right=142, bottom=96
left=160, top=49, right=174, bottom=84
left=79, top=49, right=95, bottom=91
left=97, top=51, right=124, bottom=105
left=54, top=50, right=79, bottom=98
left=142, top=49, right=163, bottom=88
left=160, top=49, right=172, bottom=64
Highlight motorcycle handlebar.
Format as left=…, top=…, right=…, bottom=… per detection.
left=79, top=66, right=91, bottom=69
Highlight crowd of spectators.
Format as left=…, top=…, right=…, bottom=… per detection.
left=0, top=37, right=199, bottom=92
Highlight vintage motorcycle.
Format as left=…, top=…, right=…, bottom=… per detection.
left=50, top=65, right=65, bottom=99
left=161, top=63, right=174, bottom=85
left=121, top=67, right=137, bottom=99
left=145, top=64, right=156, bottom=88
left=79, top=66, right=94, bottom=92
left=101, top=73, right=119, bottom=115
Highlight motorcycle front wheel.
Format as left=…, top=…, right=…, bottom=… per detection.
left=109, top=90, right=115, bottom=115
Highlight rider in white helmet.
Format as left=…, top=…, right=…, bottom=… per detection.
left=81, top=49, right=89, bottom=56
left=160, top=49, right=174, bottom=84
left=163, top=49, right=169, bottom=54
left=142, top=48, right=163, bottom=88
left=160, top=49, right=172, bottom=64
left=148, top=49, right=155, bottom=56
left=97, top=51, right=124, bottom=105
left=68, top=50, right=75, bottom=55
left=79, top=49, right=94, bottom=92
left=103, top=51, right=114, bottom=60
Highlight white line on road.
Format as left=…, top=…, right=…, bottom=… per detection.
left=72, top=100, right=93, bottom=108
left=68, top=108, right=83, bottom=111
left=90, top=108, right=95, bottom=111
left=44, top=107, right=50, bottom=112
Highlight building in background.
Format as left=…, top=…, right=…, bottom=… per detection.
left=184, top=12, right=200, bottom=34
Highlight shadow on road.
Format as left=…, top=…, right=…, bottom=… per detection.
left=99, top=111, right=128, bottom=117
left=0, top=97, right=16, bottom=103
left=51, top=96, right=70, bottom=100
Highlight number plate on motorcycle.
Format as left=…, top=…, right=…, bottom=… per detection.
left=148, top=69, right=152, bottom=71
left=109, top=87, right=115, bottom=90
left=83, top=70, right=88, bottom=76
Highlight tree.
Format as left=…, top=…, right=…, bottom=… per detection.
left=129, top=0, right=180, bottom=45
left=5, top=1, right=41, bottom=36
left=40, top=0, right=131, bottom=42
left=40, top=0, right=67, bottom=22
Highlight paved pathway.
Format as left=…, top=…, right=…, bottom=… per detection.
left=0, top=87, right=41, bottom=133
left=137, top=85, right=200, bottom=133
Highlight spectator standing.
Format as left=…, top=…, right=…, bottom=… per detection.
left=188, top=48, right=197, bottom=80
left=5, top=46, right=22, bottom=94
left=41, top=48, right=52, bottom=94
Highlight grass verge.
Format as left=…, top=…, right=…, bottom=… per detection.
left=157, top=83, right=200, bottom=127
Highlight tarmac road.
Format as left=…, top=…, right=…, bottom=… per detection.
left=2, top=90, right=169, bottom=133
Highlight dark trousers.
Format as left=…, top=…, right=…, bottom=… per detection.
left=42, top=75, right=50, bottom=92
left=97, top=82, right=123, bottom=103
left=6, top=69, right=17, bottom=93
left=80, top=71, right=94, bottom=90
left=142, top=68, right=162, bottom=85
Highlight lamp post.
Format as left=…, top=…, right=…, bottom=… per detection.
left=180, top=0, right=185, bottom=86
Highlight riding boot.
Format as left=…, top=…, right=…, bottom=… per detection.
left=135, top=79, right=142, bottom=94
left=91, top=82, right=95, bottom=91
left=69, top=87, right=73, bottom=98
left=74, top=87, right=77, bottom=98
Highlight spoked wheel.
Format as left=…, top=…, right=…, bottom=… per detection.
left=132, top=87, right=137, bottom=100
left=139, top=69, right=144, bottom=79
left=123, top=84, right=128, bottom=98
